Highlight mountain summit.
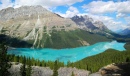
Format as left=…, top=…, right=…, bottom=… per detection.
left=119, top=27, right=130, bottom=35
left=0, top=6, right=111, bottom=49
left=71, top=15, right=111, bottom=35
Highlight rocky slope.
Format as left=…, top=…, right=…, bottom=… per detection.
left=119, top=28, right=130, bottom=35
left=89, top=62, right=130, bottom=76
left=71, top=15, right=111, bottom=35
left=9, top=62, right=130, bottom=76
left=0, top=5, right=111, bottom=48
left=9, top=62, right=90, bottom=76
left=100, top=62, right=130, bottom=76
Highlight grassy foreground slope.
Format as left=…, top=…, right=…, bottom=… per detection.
left=68, top=42, right=130, bottom=73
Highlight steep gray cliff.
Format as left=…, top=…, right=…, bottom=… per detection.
left=0, top=5, right=78, bottom=48
left=71, top=15, right=111, bottom=35
left=0, top=6, right=111, bottom=48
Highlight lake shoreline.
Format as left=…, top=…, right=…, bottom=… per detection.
left=7, top=41, right=125, bottom=64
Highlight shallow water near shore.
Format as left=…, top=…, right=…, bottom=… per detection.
left=7, top=41, right=125, bottom=64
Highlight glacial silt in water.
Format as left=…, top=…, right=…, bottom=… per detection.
left=8, top=41, right=125, bottom=63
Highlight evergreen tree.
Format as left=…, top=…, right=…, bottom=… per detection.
left=52, top=60, right=58, bottom=76
left=126, top=57, right=129, bottom=62
left=16, top=55, right=20, bottom=62
left=20, top=56, right=26, bottom=76
left=71, top=71, right=75, bottom=76
left=26, top=58, right=32, bottom=76
left=0, top=44, right=11, bottom=76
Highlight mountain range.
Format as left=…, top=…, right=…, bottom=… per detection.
left=119, top=28, right=130, bottom=35
left=0, top=5, right=112, bottom=49
left=71, top=15, right=111, bottom=35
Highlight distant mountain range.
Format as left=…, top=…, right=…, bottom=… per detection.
left=0, top=5, right=112, bottom=48
left=71, top=15, right=111, bottom=35
left=119, top=28, right=130, bottom=35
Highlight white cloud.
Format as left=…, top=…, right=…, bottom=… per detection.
left=0, top=0, right=83, bottom=10
left=0, top=0, right=129, bottom=32
left=124, top=16, right=130, bottom=25
left=0, top=0, right=13, bottom=9
left=58, top=11, right=126, bottom=31
left=84, top=14, right=127, bottom=31
left=57, top=7, right=127, bottom=31
left=116, top=13, right=126, bottom=18
left=82, top=1, right=130, bottom=14
left=81, top=1, right=130, bottom=31
left=56, top=6, right=79, bottom=18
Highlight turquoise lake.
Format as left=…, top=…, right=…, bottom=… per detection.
left=7, top=41, right=125, bottom=64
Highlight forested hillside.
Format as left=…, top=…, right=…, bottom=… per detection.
left=68, top=42, right=130, bottom=72
left=0, top=29, right=111, bottom=49
left=43, top=30, right=111, bottom=49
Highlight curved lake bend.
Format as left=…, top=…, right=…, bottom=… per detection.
left=8, top=41, right=125, bottom=63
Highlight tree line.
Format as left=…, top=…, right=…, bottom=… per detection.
left=0, top=41, right=130, bottom=75
left=67, top=42, right=130, bottom=73
left=0, top=43, right=64, bottom=76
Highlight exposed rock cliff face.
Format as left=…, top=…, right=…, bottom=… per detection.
left=71, top=15, right=111, bottom=35
left=89, top=62, right=130, bottom=76
left=0, top=6, right=111, bottom=48
left=119, top=27, right=130, bottom=35
left=91, top=62, right=130, bottom=76
left=0, top=6, right=78, bottom=48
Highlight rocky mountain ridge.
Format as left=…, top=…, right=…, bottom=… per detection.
left=0, top=5, right=111, bottom=48
left=119, top=27, right=130, bottom=35
left=71, top=15, right=111, bottom=35
left=0, top=5, right=79, bottom=48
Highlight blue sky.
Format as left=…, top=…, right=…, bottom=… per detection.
left=0, top=0, right=130, bottom=32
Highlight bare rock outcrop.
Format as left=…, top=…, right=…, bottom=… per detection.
left=58, top=67, right=90, bottom=76
left=8, top=62, right=90, bottom=76
left=98, top=62, right=130, bottom=76
left=71, top=15, right=111, bottom=35
left=0, top=5, right=78, bottom=48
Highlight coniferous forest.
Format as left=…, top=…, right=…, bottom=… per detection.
left=67, top=42, right=130, bottom=72
left=0, top=42, right=130, bottom=75
left=0, top=1, right=130, bottom=76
